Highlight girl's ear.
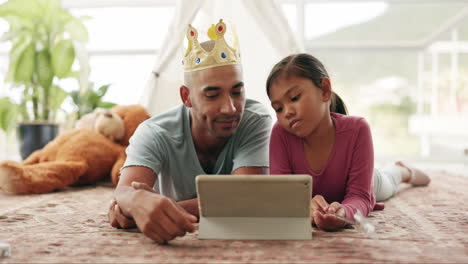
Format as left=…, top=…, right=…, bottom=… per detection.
left=180, top=86, right=192, bottom=107
left=320, top=77, right=332, bottom=102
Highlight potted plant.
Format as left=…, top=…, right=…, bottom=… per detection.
left=0, top=0, right=89, bottom=159
left=70, top=83, right=117, bottom=120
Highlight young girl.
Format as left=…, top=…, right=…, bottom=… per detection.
left=266, top=53, right=430, bottom=232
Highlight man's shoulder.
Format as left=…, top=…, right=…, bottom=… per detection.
left=139, top=104, right=187, bottom=139
left=243, top=99, right=271, bottom=120
left=232, top=99, right=272, bottom=141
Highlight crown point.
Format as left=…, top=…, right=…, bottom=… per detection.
left=184, top=19, right=240, bottom=72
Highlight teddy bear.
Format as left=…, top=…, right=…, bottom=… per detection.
left=0, top=105, right=150, bottom=194
left=75, top=108, right=125, bottom=142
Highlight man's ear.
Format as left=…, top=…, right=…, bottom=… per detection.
left=180, top=85, right=192, bottom=107
left=320, top=77, right=332, bottom=102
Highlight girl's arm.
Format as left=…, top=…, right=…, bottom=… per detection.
left=269, top=123, right=293, bottom=174
left=341, top=119, right=375, bottom=220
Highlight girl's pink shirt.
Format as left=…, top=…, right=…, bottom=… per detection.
left=269, top=113, right=376, bottom=219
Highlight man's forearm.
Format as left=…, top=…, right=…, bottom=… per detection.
left=177, top=198, right=199, bottom=219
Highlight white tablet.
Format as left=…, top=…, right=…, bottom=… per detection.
left=196, top=174, right=312, bottom=240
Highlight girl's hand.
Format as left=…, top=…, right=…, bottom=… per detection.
left=313, top=201, right=347, bottom=231
left=310, top=195, right=329, bottom=225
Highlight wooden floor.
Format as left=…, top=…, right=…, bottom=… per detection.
left=0, top=170, right=467, bottom=263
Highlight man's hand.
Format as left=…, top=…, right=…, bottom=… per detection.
left=129, top=182, right=198, bottom=244
left=310, top=195, right=346, bottom=231
left=108, top=181, right=159, bottom=229
left=108, top=182, right=197, bottom=244
left=109, top=199, right=137, bottom=229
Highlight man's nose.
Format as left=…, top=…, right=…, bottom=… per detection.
left=220, top=96, right=237, bottom=114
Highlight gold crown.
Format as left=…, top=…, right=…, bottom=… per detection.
left=183, top=19, right=241, bottom=72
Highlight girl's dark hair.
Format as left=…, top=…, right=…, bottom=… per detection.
left=266, top=53, right=348, bottom=115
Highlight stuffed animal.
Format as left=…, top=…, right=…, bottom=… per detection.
left=75, top=108, right=125, bottom=142
left=0, top=105, right=150, bottom=194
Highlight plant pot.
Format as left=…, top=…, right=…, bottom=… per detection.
left=17, top=122, right=59, bottom=160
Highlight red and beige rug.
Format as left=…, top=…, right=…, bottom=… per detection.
left=0, top=170, right=467, bottom=263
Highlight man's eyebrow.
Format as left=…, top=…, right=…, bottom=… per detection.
left=203, top=86, right=221, bottom=91
left=232, top=82, right=244, bottom=89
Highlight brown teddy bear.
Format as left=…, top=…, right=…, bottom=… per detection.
left=0, top=105, right=150, bottom=194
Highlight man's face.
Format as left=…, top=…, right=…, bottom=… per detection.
left=184, top=65, right=245, bottom=138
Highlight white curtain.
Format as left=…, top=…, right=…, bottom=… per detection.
left=140, top=0, right=303, bottom=116
left=139, top=0, right=205, bottom=114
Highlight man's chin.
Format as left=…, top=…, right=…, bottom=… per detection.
left=212, top=127, right=237, bottom=138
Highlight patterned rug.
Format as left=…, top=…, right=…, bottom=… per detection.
left=0, top=170, right=467, bottom=263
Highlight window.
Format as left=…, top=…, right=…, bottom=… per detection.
left=278, top=0, right=468, bottom=160
left=70, top=6, right=176, bottom=105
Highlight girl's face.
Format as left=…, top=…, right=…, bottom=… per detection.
left=269, top=75, right=331, bottom=138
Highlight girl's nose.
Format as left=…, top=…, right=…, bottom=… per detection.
left=285, top=105, right=295, bottom=119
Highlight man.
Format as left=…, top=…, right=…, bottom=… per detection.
left=108, top=19, right=272, bottom=244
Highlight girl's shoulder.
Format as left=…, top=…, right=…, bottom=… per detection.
left=331, top=113, right=370, bottom=134
left=271, top=121, right=300, bottom=140
left=272, top=121, right=288, bottom=136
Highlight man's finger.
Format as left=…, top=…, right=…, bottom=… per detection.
left=131, top=181, right=156, bottom=193
left=149, top=219, right=178, bottom=242
left=115, top=204, right=136, bottom=229
left=155, top=209, right=187, bottom=237
left=141, top=225, right=166, bottom=244
left=108, top=201, right=120, bottom=228
left=109, top=199, right=117, bottom=209
left=165, top=201, right=196, bottom=233
left=109, top=210, right=120, bottom=228
left=173, top=202, right=198, bottom=225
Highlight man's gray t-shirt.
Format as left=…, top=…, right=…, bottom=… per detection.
left=123, top=99, right=272, bottom=201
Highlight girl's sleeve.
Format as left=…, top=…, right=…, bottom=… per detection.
left=269, top=123, right=293, bottom=174
left=341, top=118, right=375, bottom=219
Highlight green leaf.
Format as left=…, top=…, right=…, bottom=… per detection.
left=14, top=43, right=35, bottom=82
left=62, top=71, right=80, bottom=79
left=1, top=15, right=34, bottom=35
left=69, top=90, right=81, bottom=105
left=0, top=97, right=19, bottom=132
left=51, top=39, right=75, bottom=78
left=49, top=85, right=68, bottom=114
left=97, top=84, right=111, bottom=97
left=87, top=92, right=101, bottom=107
left=40, top=0, right=61, bottom=26
left=0, top=30, right=20, bottom=42
left=5, top=34, right=32, bottom=82
left=36, top=49, right=54, bottom=89
left=0, top=0, right=42, bottom=18
left=97, top=101, right=116, bottom=109
left=65, top=18, right=88, bottom=42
